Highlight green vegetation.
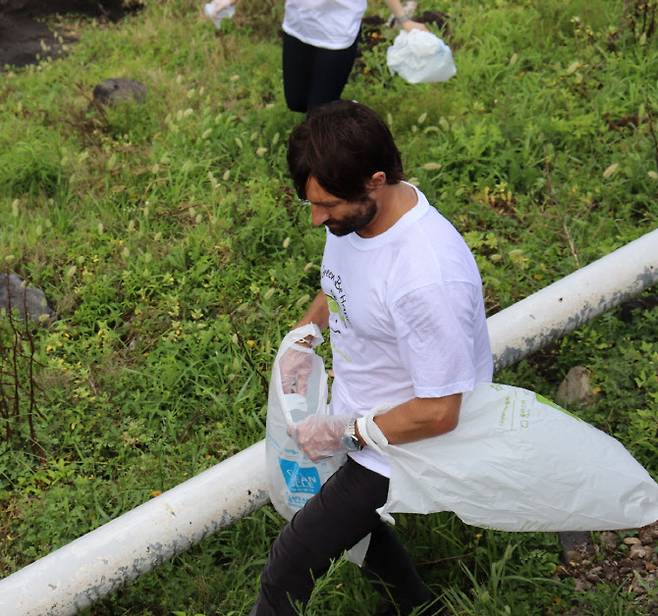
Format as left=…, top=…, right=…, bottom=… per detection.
left=1, top=0, right=657, bottom=614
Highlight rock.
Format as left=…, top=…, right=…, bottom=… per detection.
left=629, top=544, right=649, bottom=559
left=0, top=272, right=54, bottom=324
left=556, top=366, right=597, bottom=407
left=638, top=523, right=658, bottom=544
left=574, top=578, right=591, bottom=592
left=559, top=531, right=593, bottom=564
left=585, top=571, right=601, bottom=583
left=623, top=537, right=641, bottom=546
left=631, top=580, right=647, bottom=595
left=599, top=531, right=619, bottom=551
left=93, top=78, right=147, bottom=106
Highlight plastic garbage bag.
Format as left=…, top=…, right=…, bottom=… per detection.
left=357, top=383, right=658, bottom=531
left=386, top=29, right=456, bottom=84
left=266, top=324, right=345, bottom=520
left=265, top=325, right=371, bottom=565
left=203, top=0, right=235, bottom=28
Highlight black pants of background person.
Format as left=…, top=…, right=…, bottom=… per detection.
left=282, top=31, right=359, bottom=113
left=250, top=458, right=435, bottom=615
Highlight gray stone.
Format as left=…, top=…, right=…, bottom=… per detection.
left=0, top=272, right=54, bottom=324
left=556, top=366, right=596, bottom=407
left=559, top=530, right=593, bottom=564
left=629, top=544, right=649, bottom=559
left=599, top=530, right=618, bottom=551
left=93, top=78, right=147, bottom=106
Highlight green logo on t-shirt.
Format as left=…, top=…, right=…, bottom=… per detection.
left=326, top=295, right=347, bottom=325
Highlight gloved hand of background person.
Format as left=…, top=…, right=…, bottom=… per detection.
left=288, top=415, right=352, bottom=461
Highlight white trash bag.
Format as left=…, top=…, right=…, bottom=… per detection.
left=266, top=324, right=345, bottom=521
left=203, top=0, right=235, bottom=28
left=386, top=29, right=456, bottom=84
left=266, top=325, right=371, bottom=565
left=358, top=383, right=658, bottom=531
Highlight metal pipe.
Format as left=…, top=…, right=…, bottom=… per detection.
left=1, top=228, right=657, bottom=616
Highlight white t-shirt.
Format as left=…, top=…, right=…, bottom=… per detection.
left=283, top=0, right=368, bottom=50
left=321, top=184, right=494, bottom=477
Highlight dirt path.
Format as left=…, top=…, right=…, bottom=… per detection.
left=0, top=1, right=140, bottom=69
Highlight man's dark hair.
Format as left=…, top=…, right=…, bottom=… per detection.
left=287, top=100, right=404, bottom=202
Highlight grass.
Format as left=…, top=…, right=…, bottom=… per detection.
left=0, top=0, right=657, bottom=614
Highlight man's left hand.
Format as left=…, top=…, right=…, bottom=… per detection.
left=288, top=415, right=351, bottom=461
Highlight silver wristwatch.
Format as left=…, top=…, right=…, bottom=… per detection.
left=341, top=420, right=363, bottom=452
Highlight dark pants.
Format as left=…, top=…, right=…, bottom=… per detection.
left=251, top=458, right=434, bottom=615
left=282, top=32, right=359, bottom=113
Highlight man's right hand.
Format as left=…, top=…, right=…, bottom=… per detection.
left=288, top=415, right=352, bottom=461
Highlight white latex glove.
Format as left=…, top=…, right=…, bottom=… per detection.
left=288, top=415, right=352, bottom=461
left=278, top=345, right=313, bottom=395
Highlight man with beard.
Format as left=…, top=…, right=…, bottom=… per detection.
left=250, top=101, right=493, bottom=615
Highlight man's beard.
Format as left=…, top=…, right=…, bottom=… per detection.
left=326, top=197, right=378, bottom=237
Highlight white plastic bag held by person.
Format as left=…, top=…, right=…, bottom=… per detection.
left=265, top=325, right=372, bottom=565
left=266, top=324, right=345, bottom=521
left=386, top=29, right=456, bottom=84
left=357, top=383, right=658, bottom=531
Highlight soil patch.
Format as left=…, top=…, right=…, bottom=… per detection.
left=0, top=1, right=142, bottom=69
left=556, top=522, right=658, bottom=613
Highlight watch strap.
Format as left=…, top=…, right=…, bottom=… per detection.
left=345, top=420, right=363, bottom=451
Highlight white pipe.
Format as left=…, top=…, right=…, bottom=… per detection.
left=1, top=228, right=657, bottom=616
left=0, top=442, right=270, bottom=616
left=488, top=228, right=658, bottom=370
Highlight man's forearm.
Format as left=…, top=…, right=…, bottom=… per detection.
left=367, top=394, right=462, bottom=445
left=383, top=0, right=407, bottom=20
left=295, top=290, right=329, bottom=330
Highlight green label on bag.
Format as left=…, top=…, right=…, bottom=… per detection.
left=498, top=394, right=513, bottom=428
left=535, top=393, right=583, bottom=422
left=498, top=393, right=531, bottom=430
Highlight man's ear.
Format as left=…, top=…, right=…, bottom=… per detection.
left=367, top=171, right=387, bottom=191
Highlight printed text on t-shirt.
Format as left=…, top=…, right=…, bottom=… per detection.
left=322, top=267, right=351, bottom=327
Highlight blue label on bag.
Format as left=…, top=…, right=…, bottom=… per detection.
left=279, top=459, right=321, bottom=495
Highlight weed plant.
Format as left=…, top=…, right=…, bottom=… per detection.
left=0, top=0, right=656, bottom=614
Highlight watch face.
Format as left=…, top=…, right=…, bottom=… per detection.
left=341, top=434, right=360, bottom=452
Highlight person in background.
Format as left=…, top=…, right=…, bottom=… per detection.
left=205, top=1, right=429, bottom=112
left=250, top=101, right=493, bottom=615
left=282, top=1, right=428, bottom=112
